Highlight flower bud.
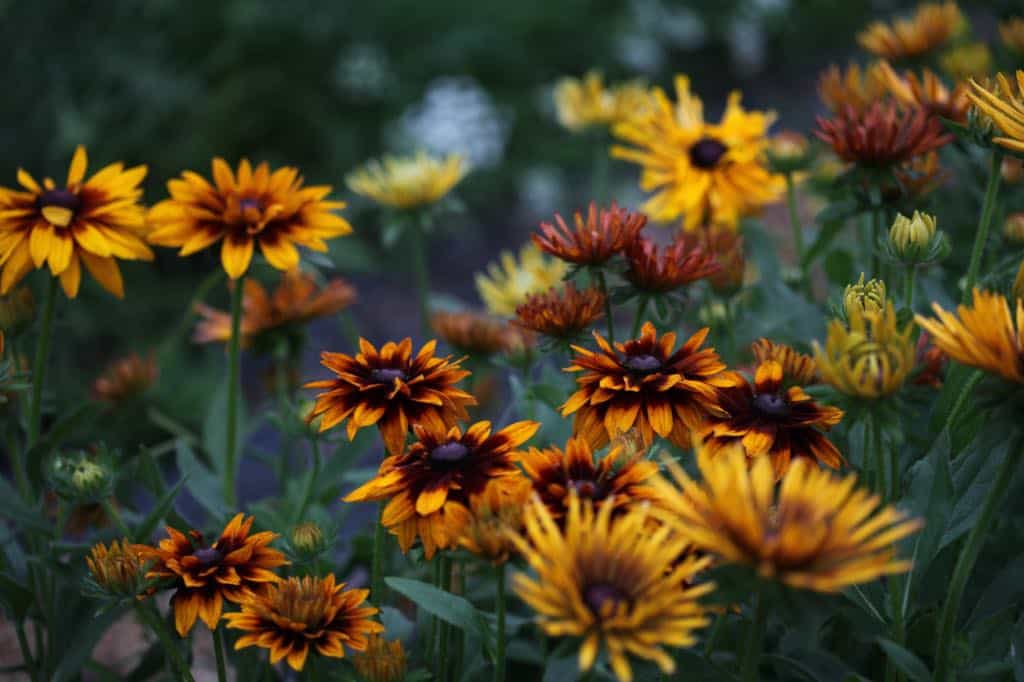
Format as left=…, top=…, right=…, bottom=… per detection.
left=85, top=539, right=148, bottom=598
left=290, top=522, right=327, bottom=558
left=352, top=635, right=407, bottom=682
left=1002, top=158, right=1024, bottom=185
left=1013, top=260, right=1024, bottom=303
left=72, top=460, right=108, bottom=496
left=0, top=286, right=35, bottom=335
left=889, top=211, right=937, bottom=260
left=49, top=451, right=114, bottom=503
left=843, top=274, right=886, bottom=318
left=766, top=131, right=812, bottom=173
left=1004, top=213, right=1024, bottom=244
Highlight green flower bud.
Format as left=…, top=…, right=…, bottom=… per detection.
left=289, top=521, right=328, bottom=560
left=843, top=274, right=887, bottom=318
left=1004, top=212, right=1024, bottom=244
left=889, top=211, right=937, bottom=259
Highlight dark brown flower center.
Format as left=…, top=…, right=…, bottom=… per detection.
left=371, top=368, right=407, bottom=384
left=753, top=392, right=791, bottom=418
left=689, top=137, right=729, bottom=169
left=430, top=441, right=470, bottom=463
left=192, top=547, right=223, bottom=566
left=569, top=479, right=601, bottom=499
left=622, top=354, right=662, bottom=375
left=37, top=189, right=82, bottom=227
left=584, top=582, right=628, bottom=615
left=239, top=197, right=262, bottom=212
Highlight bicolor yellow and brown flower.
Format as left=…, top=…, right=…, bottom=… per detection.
left=857, top=1, right=961, bottom=61
left=515, top=282, right=606, bottom=340
left=475, top=244, right=569, bottom=317
left=532, top=201, right=646, bottom=266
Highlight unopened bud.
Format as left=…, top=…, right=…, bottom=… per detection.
left=1004, top=213, right=1024, bottom=244
left=843, top=274, right=887, bottom=318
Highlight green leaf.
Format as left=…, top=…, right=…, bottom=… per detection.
left=904, top=429, right=954, bottom=588
left=133, top=475, right=188, bottom=542
left=0, top=572, right=33, bottom=621
left=823, top=249, right=855, bottom=287
left=175, top=440, right=229, bottom=519
left=202, top=376, right=247, bottom=475
left=384, top=577, right=494, bottom=652
left=0, top=477, right=50, bottom=535
left=51, top=606, right=123, bottom=682
left=802, top=217, right=849, bottom=269
left=875, top=638, right=932, bottom=681
left=966, top=553, right=1024, bottom=628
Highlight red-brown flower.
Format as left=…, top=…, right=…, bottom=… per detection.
left=679, top=228, right=745, bottom=294
left=912, top=331, right=946, bottom=389
left=514, top=282, right=606, bottom=339
left=518, top=436, right=661, bottom=521
left=344, top=420, right=539, bottom=559
left=138, top=514, right=288, bottom=636
left=698, top=360, right=844, bottom=479
left=815, top=102, right=951, bottom=168
left=430, top=310, right=529, bottom=356
left=532, top=201, right=646, bottom=266
left=305, top=338, right=476, bottom=456
left=562, top=322, right=738, bottom=449
left=92, top=353, right=159, bottom=404
left=624, top=236, right=720, bottom=294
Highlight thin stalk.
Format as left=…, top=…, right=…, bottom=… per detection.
left=212, top=627, right=228, bottom=682
left=942, top=369, right=983, bottom=436
left=427, top=558, right=442, bottom=661
left=294, top=438, right=321, bottom=522
left=134, top=603, right=194, bottom=682
left=868, top=415, right=886, bottom=501
left=933, top=434, right=1024, bottom=682
left=338, top=309, right=360, bottom=348
left=455, top=562, right=465, bottom=681
left=703, top=612, right=725, bottom=659
left=594, top=269, right=615, bottom=344
left=739, top=588, right=766, bottom=682
left=101, top=498, right=132, bottom=538
left=785, top=173, right=806, bottom=288
left=25, top=275, right=58, bottom=485
left=308, top=655, right=321, bottom=682
left=224, top=273, right=246, bottom=508
left=370, top=501, right=386, bottom=605
left=631, top=296, right=649, bottom=339
left=903, top=267, right=916, bottom=311
left=963, top=150, right=1003, bottom=304
left=157, top=269, right=224, bottom=361
left=409, top=222, right=432, bottom=336
left=885, top=574, right=906, bottom=682
left=494, top=563, right=506, bottom=682
left=871, top=208, right=884, bottom=279
left=15, top=622, right=36, bottom=682
left=274, top=341, right=291, bottom=486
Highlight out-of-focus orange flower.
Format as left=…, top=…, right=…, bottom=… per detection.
left=818, top=63, right=888, bottom=113
left=514, top=282, right=606, bottom=339
left=430, top=310, right=527, bottom=356
left=194, top=270, right=355, bottom=346
left=92, top=353, right=158, bottom=404
left=532, top=202, right=646, bottom=267
left=857, top=2, right=961, bottom=61
left=912, top=332, right=947, bottom=389
left=892, top=152, right=949, bottom=201
left=876, top=61, right=969, bottom=123
left=815, top=102, right=951, bottom=167
left=624, top=236, right=720, bottom=294
left=679, top=228, right=745, bottom=295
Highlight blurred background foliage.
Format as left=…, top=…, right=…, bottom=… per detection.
left=0, top=0, right=1010, bottom=464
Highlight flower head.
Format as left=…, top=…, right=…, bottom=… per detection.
left=305, top=338, right=476, bottom=456
left=515, top=282, right=606, bottom=340
left=815, top=302, right=915, bottom=399
left=876, top=61, right=969, bottom=123
left=915, top=289, right=1024, bottom=384
left=138, top=513, right=288, bottom=636
left=967, top=72, right=1024, bottom=154
left=888, top=210, right=941, bottom=262
left=510, top=494, right=713, bottom=682
left=612, top=75, right=784, bottom=231
left=1004, top=158, right=1024, bottom=185
left=0, top=145, right=151, bottom=297
left=563, top=322, right=736, bottom=449
left=913, top=332, right=947, bottom=389
left=352, top=635, right=408, bottom=682
left=344, top=419, right=539, bottom=559
left=225, top=574, right=382, bottom=671
left=475, top=244, right=569, bottom=317
left=750, top=338, right=818, bottom=386
left=1000, top=17, right=1024, bottom=54
left=651, top=445, right=922, bottom=592
left=519, top=436, right=661, bottom=521
left=817, top=63, right=888, bottom=113
left=698, top=360, right=844, bottom=479
left=532, top=202, right=646, bottom=266
left=815, top=102, right=951, bottom=167
left=624, top=236, right=720, bottom=294
left=458, top=476, right=532, bottom=564
left=86, top=539, right=150, bottom=598
left=92, top=353, right=159, bottom=404
left=553, top=72, right=655, bottom=132
left=430, top=310, right=528, bottom=356
left=940, top=43, right=992, bottom=82
left=289, top=522, right=327, bottom=559
left=148, top=158, right=351, bottom=279
left=678, top=227, right=746, bottom=294
left=843, top=273, right=887, bottom=318
left=346, top=151, right=466, bottom=209
left=857, top=2, right=961, bottom=61
left=194, top=271, right=356, bottom=347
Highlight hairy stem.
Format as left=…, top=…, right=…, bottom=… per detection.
left=224, top=273, right=246, bottom=508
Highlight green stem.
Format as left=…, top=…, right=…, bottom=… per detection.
left=631, top=296, right=649, bottom=339
left=371, top=501, right=386, bottom=605
left=595, top=268, right=614, bottom=344
left=295, top=438, right=321, bottom=523
left=871, top=208, right=884, bottom=280
left=25, top=275, right=58, bottom=490
left=15, top=621, right=36, bottom=682
left=868, top=415, right=886, bottom=501
left=158, top=269, right=224, bottom=361
left=134, top=603, right=194, bottom=682
left=409, top=222, right=432, bottom=336
left=933, top=433, right=1024, bottom=682
left=338, top=309, right=360, bottom=348
left=307, top=655, right=321, bottom=682
left=785, top=173, right=806, bottom=286
left=439, top=556, right=452, bottom=682
left=963, top=150, right=1003, bottom=304
left=212, top=627, right=227, bottom=682
left=886, top=574, right=907, bottom=682
left=703, top=612, right=725, bottom=659
left=903, top=267, right=916, bottom=312
left=224, top=273, right=246, bottom=508
left=739, top=588, right=766, bottom=682
left=101, top=498, right=131, bottom=538
left=494, top=563, right=506, bottom=682
left=942, top=370, right=983, bottom=435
